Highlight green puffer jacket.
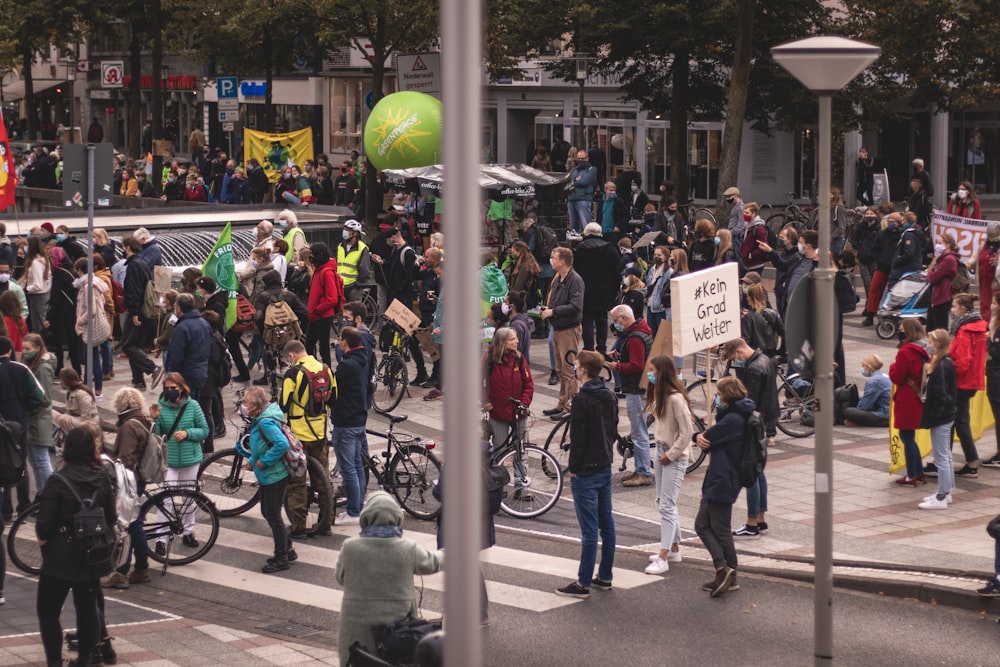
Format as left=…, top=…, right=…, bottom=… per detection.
left=154, top=396, right=208, bottom=469
left=28, top=353, right=57, bottom=448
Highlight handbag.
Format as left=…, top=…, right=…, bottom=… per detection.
left=372, top=614, right=442, bottom=664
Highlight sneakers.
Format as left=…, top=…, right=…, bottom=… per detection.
left=703, top=576, right=740, bottom=592
left=131, top=382, right=147, bottom=391
left=101, top=572, right=130, bottom=590
left=412, top=373, right=430, bottom=386
left=622, top=473, right=654, bottom=487
left=182, top=534, right=199, bottom=548
left=977, top=578, right=1000, bottom=597
left=336, top=512, right=360, bottom=525
left=262, top=557, right=289, bottom=573
left=128, top=568, right=151, bottom=584
left=645, top=557, right=669, bottom=575
left=542, top=407, right=564, bottom=416
left=150, top=366, right=164, bottom=389
left=0, top=591, right=4, bottom=605
left=710, top=567, right=736, bottom=598
left=923, top=462, right=938, bottom=478
left=555, top=581, right=590, bottom=599
left=667, top=550, right=683, bottom=563
left=733, top=524, right=761, bottom=540
left=548, top=410, right=569, bottom=421
left=982, top=454, right=1000, bottom=469
left=765, top=437, right=775, bottom=447
left=956, top=465, right=978, bottom=478
left=590, top=577, right=612, bottom=590
left=758, top=522, right=769, bottom=535
left=922, top=492, right=953, bottom=505
left=423, top=388, right=443, bottom=401
left=918, top=496, right=949, bottom=510
left=548, top=370, right=558, bottom=386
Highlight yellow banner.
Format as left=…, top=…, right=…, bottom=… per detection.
left=888, top=383, right=995, bottom=474
left=244, top=127, right=314, bottom=183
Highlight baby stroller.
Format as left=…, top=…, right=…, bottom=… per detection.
left=875, top=271, right=930, bottom=340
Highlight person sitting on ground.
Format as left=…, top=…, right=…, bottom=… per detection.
left=844, top=354, right=891, bottom=427
left=53, top=367, right=98, bottom=434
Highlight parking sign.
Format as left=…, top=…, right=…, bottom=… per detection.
left=217, top=77, right=238, bottom=99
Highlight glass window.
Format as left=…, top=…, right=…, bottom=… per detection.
left=645, top=125, right=669, bottom=194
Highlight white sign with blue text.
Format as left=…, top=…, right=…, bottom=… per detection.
left=670, top=263, right=740, bottom=356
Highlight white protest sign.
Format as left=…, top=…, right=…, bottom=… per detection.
left=930, top=211, right=994, bottom=263
left=670, top=263, right=741, bottom=356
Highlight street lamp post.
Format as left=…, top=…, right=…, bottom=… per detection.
left=575, top=53, right=588, bottom=150
left=771, top=36, right=880, bottom=666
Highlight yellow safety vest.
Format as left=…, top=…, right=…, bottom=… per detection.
left=283, top=227, right=305, bottom=263
left=336, top=240, right=368, bottom=286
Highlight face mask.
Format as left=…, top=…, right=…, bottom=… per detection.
left=630, top=185, right=638, bottom=193
left=646, top=371, right=656, bottom=385
left=0, top=273, right=9, bottom=283
left=957, top=189, right=968, bottom=199
left=864, top=216, right=876, bottom=223
left=659, top=186, right=666, bottom=193
left=342, top=230, right=351, bottom=240
left=22, top=350, right=36, bottom=361
left=775, top=237, right=785, bottom=248
left=607, top=192, right=617, bottom=199
left=743, top=213, right=753, bottom=222
left=798, top=241, right=806, bottom=254
left=501, top=302, right=510, bottom=316
left=249, top=260, right=258, bottom=269
left=726, top=197, right=735, bottom=204
left=887, top=221, right=897, bottom=230
left=653, top=257, right=664, bottom=265
left=712, top=395, right=722, bottom=410
left=56, top=234, right=66, bottom=242
left=158, top=297, right=166, bottom=308
left=611, top=320, right=624, bottom=332
left=279, top=219, right=288, bottom=229
left=897, top=330, right=907, bottom=342
left=168, top=177, right=176, bottom=183
left=861, top=368, right=871, bottom=378
left=731, top=358, right=746, bottom=368
left=667, top=208, right=677, bottom=215
left=934, top=243, right=946, bottom=256
left=713, top=237, right=721, bottom=246
left=164, top=389, right=181, bottom=403
left=239, top=404, right=250, bottom=418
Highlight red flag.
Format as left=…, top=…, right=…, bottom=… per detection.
left=0, top=112, right=17, bottom=211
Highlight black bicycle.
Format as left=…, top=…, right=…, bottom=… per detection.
left=372, top=322, right=413, bottom=414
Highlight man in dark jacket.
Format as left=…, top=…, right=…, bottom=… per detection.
left=384, top=226, right=418, bottom=307
left=541, top=246, right=585, bottom=419
left=889, top=212, right=925, bottom=284
left=368, top=214, right=401, bottom=312
left=247, top=158, right=270, bottom=204
left=556, top=350, right=617, bottom=599
left=574, top=223, right=620, bottom=356
left=722, top=338, right=777, bottom=540
left=608, top=305, right=653, bottom=486
left=121, top=235, right=161, bottom=390
left=331, top=327, right=370, bottom=524
left=166, top=293, right=212, bottom=399
left=856, top=147, right=875, bottom=206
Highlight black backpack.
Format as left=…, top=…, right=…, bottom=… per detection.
left=531, top=224, right=557, bottom=265
left=729, top=411, right=767, bottom=488
left=53, top=473, right=115, bottom=579
left=0, top=416, right=25, bottom=486
left=210, top=330, right=233, bottom=388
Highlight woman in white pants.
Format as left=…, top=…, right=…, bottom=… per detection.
left=644, top=355, right=693, bottom=574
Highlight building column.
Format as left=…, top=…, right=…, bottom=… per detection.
left=930, top=107, right=949, bottom=207
left=843, top=130, right=861, bottom=206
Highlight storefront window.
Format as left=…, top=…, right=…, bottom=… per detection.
left=689, top=127, right=721, bottom=200
left=330, top=78, right=364, bottom=154
left=953, top=124, right=998, bottom=194
left=645, top=125, right=669, bottom=193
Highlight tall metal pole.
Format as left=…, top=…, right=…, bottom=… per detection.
left=813, top=93, right=834, bottom=664
left=578, top=79, right=585, bottom=150
left=85, top=143, right=95, bottom=392
left=441, top=0, right=482, bottom=664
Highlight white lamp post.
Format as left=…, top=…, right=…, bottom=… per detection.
left=771, top=35, right=880, bottom=665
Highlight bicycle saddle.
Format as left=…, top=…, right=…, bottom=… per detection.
left=386, top=414, right=409, bottom=424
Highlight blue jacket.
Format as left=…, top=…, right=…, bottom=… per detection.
left=857, top=371, right=891, bottom=419
left=167, top=309, right=213, bottom=390
left=567, top=161, right=597, bottom=202
left=700, top=397, right=755, bottom=504
left=333, top=347, right=370, bottom=428
left=241, top=402, right=290, bottom=485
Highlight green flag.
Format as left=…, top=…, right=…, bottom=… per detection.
left=202, top=222, right=238, bottom=331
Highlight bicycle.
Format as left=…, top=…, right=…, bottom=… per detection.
left=372, top=321, right=413, bottom=414
left=486, top=398, right=563, bottom=519
left=353, top=283, right=382, bottom=333
left=9, top=482, right=220, bottom=577
left=197, top=390, right=332, bottom=535
left=680, top=199, right=717, bottom=227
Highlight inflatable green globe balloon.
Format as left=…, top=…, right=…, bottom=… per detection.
left=364, top=92, right=443, bottom=170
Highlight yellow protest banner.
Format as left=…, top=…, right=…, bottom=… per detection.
left=244, top=127, right=314, bottom=183
left=888, top=382, right=995, bottom=474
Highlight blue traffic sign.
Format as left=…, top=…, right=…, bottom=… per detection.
left=217, top=77, right=238, bottom=99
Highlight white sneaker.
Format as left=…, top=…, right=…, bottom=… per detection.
left=336, top=512, right=360, bottom=525
left=922, top=492, right=953, bottom=505
left=644, top=557, right=670, bottom=575
left=666, top=550, right=683, bottom=563
left=918, top=496, right=949, bottom=510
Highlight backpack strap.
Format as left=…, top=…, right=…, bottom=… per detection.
left=51, top=472, right=98, bottom=509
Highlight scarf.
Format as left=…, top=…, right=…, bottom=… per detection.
left=949, top=312, right=981, bottom=337
left=360, top=525, right=403, bottom=539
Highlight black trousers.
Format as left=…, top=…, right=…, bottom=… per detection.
left=38, top=575, right=100, bottom=666
left=260, top=476, right=290, bottom=559
left=306, top=316, right=334, bottom=366
left=122, top=316, right=156, bottom=384
left=581, top=309, right=609, bottom=355
left=226, top=329, right=250, bottom=379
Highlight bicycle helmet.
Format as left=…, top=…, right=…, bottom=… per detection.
left=344, top=219, right=363, bottom=233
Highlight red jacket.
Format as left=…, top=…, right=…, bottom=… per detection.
left=889, top=342, right=929, bottom=429
left=925, top=251, right=958, bottom=307
left=947, top=198, right=981, bottom=220
left=740, top=219, right=769, bottom=268
left=484, top=350, right=534, bottom=423
left=951, top=317, right=987, bottom=391
left=978, top=241, right=1000, bottom=320
left=307, top=260, right=344, bottom=321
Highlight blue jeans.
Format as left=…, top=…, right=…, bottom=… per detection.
left=282, top=191, right=302, bottom=205
left=747, top=470, right=768, bottom=518
left=81, top=341, right=103, bottom=393
left=117, top=480, right=149, bottom=574
left=569, top=469, right=615, bottom=586
left=654, top=449, right=685, bottom=549
left=899, top=429, right=923, bottom=479
left=567, top=200, right=592, bottom=233
left=100, top=339, right=113, bottom=377
left=333, top=426, right=367, bottom=517
left=831, top=237, right=846, bottom=258
left=547, top=326, right=556, bottom=371
left=625, top=393, right=650, bottom=476
left=930, top=422, right=955, bottom=496
left=28, top=444, right=53, bottom=493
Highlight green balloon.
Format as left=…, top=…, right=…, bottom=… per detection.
left=364, top=92, right=443, bottom=170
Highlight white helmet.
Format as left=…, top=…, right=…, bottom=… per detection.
left=344, top=219, right=363, bottom=233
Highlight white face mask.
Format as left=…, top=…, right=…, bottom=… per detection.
left=0, top=273, right=9, bottom=283
left=957, top=189, right=969, bottom=200
left=797, top=241, right=806, bottom=254
left=501, top=302, right=510, bottom=315
left=934, top=243, right=946, bottom=256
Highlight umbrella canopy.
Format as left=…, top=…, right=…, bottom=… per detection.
left=381, top=163, right=569, bottom=201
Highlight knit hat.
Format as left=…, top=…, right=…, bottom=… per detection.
left=40, top=222, right=54, bottom=235
left=196, top=276, right=217, bottom=292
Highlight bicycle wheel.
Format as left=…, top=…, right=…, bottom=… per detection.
left=197, top=446, right=260, bottom=517
left=142, top=490, right=220, bottom=566
left=777, top=377, right=816, bottom=438
left=361, top=292, right=381, bottom=333
left=388, top=445, right=442, bottom=520
left=542, top=415, right=571, bottom=473
left=685, top=377, right=719, bottom=427
left=693, top=208, right=717, bottom=225
left=372, top=353, right=408, bottom=414
left=686, top=415, right=708, bottom=475
left=496, top=445, right=563, bottom=519
left=766, top=213, right=786, bottom=237
left=285, top=455, right=332, bottom=536
left=7, top=501, right=41, bottom=575
left=331, top=452, right=373, bottom=508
